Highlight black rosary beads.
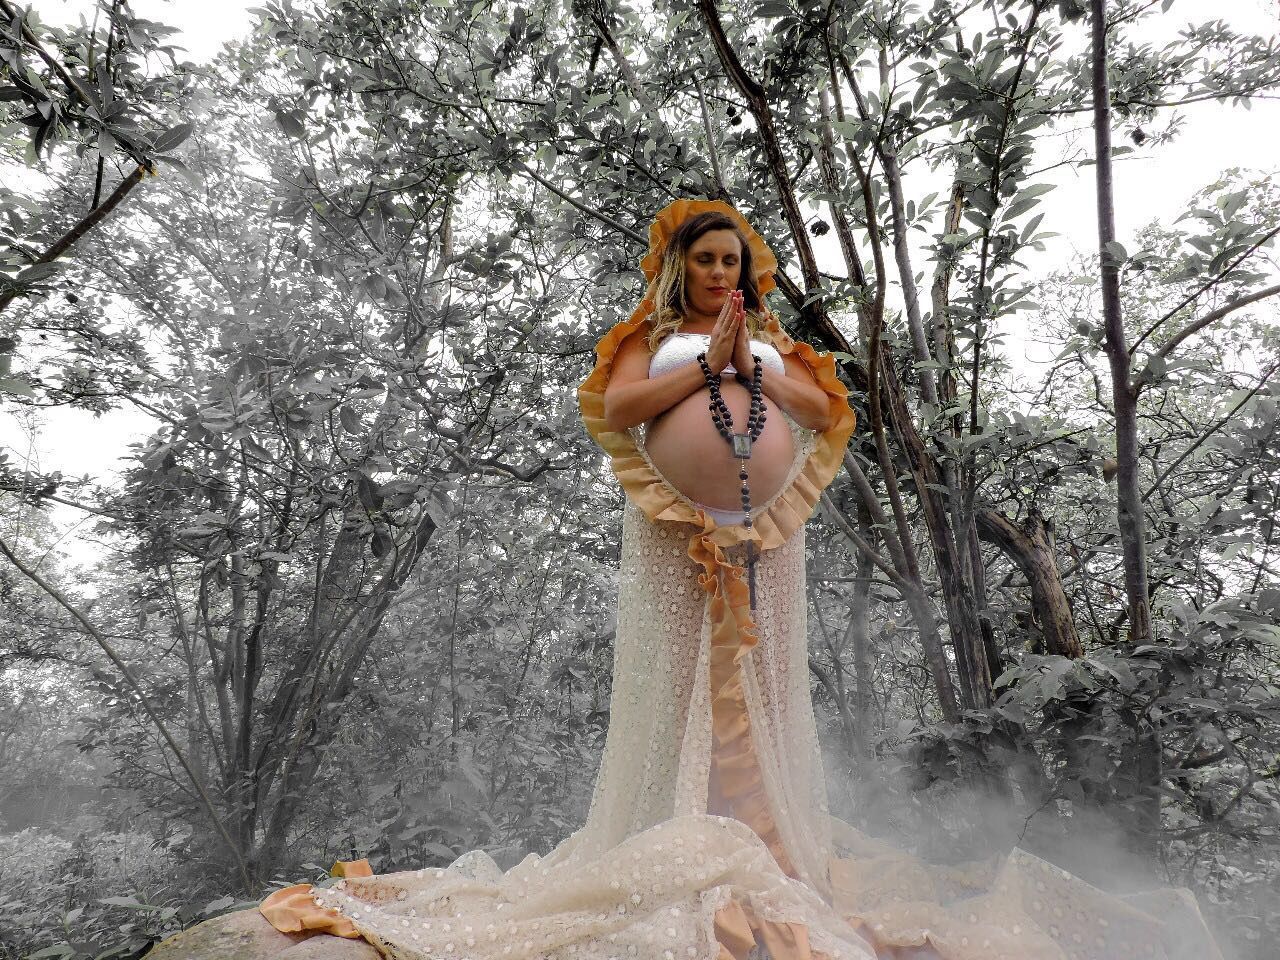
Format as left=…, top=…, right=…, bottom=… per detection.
left=696, top=350, right=767, bottom=611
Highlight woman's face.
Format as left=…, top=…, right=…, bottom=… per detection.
left=683, top=229, right=744, bottom=319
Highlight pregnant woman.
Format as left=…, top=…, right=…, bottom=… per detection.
left=582, top=201, right=856, bottom=863
left=257, top=200, right=1220, bottom=960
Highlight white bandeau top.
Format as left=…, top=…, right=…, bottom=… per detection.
left=648, top=333, right=786, bottom=379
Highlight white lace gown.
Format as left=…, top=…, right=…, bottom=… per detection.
left=259, top=315, right=1225, bottom=960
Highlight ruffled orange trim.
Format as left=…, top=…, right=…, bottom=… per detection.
left=259, top=883, right=360, bottom=938
left=258, top=859, right=372, bottom=939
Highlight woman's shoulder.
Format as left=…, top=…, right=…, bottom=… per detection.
left=612, top=325, right=654, bottom=366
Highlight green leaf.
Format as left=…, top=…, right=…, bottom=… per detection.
left=154, top=154, right=203, bottom=187
left=98, top=127, right=117, bottom=161
left=98, top=895, right=144, bottom=908
left=153, top=121, right=194, bottom=152
left=357, top=473, right=381, bottom=511
left=1103, top=240, right=1128, bottom=264
left=1216, top=189, right=1248, bottom=220
left=202, top=895, right=235, bottom=915
left=16, top=262, right=59, bottom=283
left=274, top=110, right=306, bottom=139
left=339, top=405, right=361, bottom=433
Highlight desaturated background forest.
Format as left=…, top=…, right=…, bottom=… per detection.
left=0, top=0, right=1277, bottom=957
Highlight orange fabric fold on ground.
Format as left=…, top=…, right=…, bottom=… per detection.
left=330, top=858, right=374, bottom=878
left=714, top=895, right=849, bottom=960
left=258, top=859, right=371, bottom=938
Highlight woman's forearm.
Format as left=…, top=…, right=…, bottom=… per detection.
left=604, top=362, right=708, bottom=431
left=755, top=367, right=832, bottom=431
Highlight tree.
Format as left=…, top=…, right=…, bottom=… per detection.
left=0, top=0, right=194, bottom=337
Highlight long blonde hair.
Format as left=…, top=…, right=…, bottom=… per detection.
left=644, top=211, right=776, bottom=355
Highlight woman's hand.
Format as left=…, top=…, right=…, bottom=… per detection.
left=704, top=289, right=743, bottom=374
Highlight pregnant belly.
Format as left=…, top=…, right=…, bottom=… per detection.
left=643, top=379, right=796, bottom=512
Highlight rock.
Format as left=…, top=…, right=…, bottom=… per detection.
left=277, top=933, right=382, bottom=959
left=144, top=908, right=298, bottom=959
left=145, top=908, right=379, bottom=959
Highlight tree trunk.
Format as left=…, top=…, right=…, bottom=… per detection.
left=1090, top=0, right=1160, bottom=863
left=975, top=507, right=1083, bottom=658
left=848, top=498, right=877, bottom=765
left=1090, top=0, right=1152, bottom=647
